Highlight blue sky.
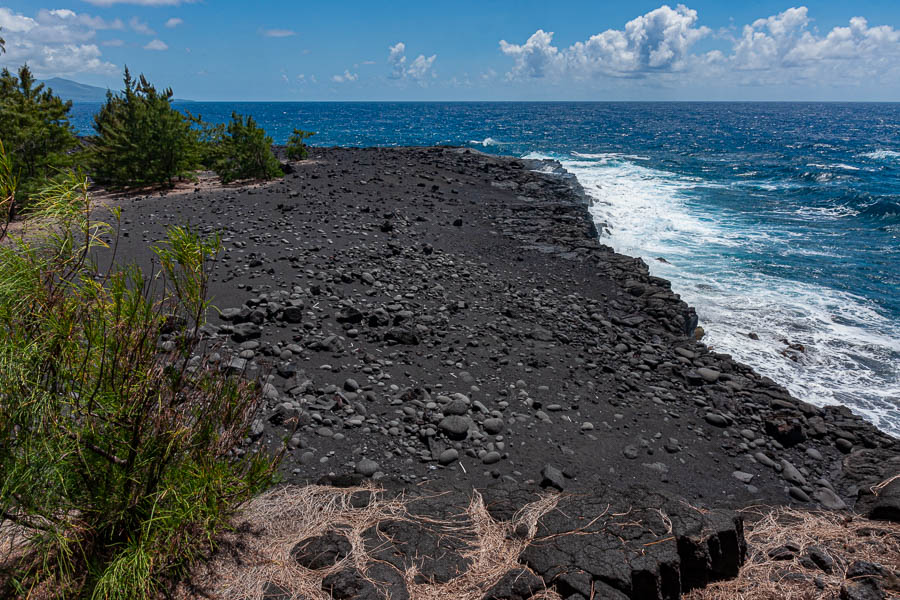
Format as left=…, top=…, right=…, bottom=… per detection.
left=2, top=1, right=900, bottom=100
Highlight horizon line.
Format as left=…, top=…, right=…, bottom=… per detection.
left=68, top=99, right=900, bottom=104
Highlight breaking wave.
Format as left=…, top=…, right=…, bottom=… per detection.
left=524, top=150, right=900, bottom=435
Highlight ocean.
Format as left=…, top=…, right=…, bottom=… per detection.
left=69, top=101, right=900, bottom=436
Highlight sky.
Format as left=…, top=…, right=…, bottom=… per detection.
left=1, top=1, right=900, bottom=101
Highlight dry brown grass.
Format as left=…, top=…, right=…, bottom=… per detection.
left=10, top=481, right=900, bottom=599
left=686, top=506, right=900, bottom=600
left=178, top=484, right=561, bottom=600
left=0, top=521, right=65, bottom=600
left=0, top=522, right=30, bottom=569
left=404, top=490, right=560, bottom=600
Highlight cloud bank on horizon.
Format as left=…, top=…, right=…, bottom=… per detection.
left=501, top=5, right=709, bottom=79
left=0, top=2, right=899, bottom=98
left=387, top=42, right=437, bottom=83
left=499, top=5, right=900, bottom=86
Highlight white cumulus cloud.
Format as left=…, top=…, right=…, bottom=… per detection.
left=406, top=53, right=437, bottom=79
left=499, top=30, right=563, bottom=79
left=732, top=6, right=900, bottom=82
left=500, top=4, right=709, bottom=79
left=143, top=39, right=168, bottom=51
left=40, top=9, right=124, bottom=33
left=388, top=42, right=406, bottom=78
left=0, top=7, right=35, bottom=33
left=387, top=42, right=436, bottom=81
left=165, top=17, right=183, bottom=28
left=0, top=7, right=117, bottom=76
left=332, top=70, right=358, bottom=83
left=262, top=28, right=296, bottom=38
left=499, top=4, right=900, bottom=89
left=34, top=43, right=115, bottom=76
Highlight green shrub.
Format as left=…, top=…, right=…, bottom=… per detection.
left=189, top=112, right=225, bottom=169
left=89, top=68, right=201, bottom=187
left=286, top=128, right=316, bottom=160
left=0, top=151, right=278, bottom=598
left=0, top=139, right=16, bottom=238
left=208, top=112, right=282, bottom=183
left=0, top=65, right=77, bottom=206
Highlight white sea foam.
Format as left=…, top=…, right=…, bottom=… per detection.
left=807, top=162, right=861, bottom=171
left=860, top=149, right=900, bottom=161
left=791, top=205, right=860, bottom=219
left=670, top=270, right=900, bottom=435
left=535, top=151, right=900, bottom=436
left=571, top=152, right=617, bottom=160
left=572, top=152, right=650, bottom=161
left=470, top=137, right=504, bottom=147
left=730, top=180, right=806, bottom=191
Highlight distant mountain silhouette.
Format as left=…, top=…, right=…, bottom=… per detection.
left=38, top=78, right=110, bottom=102
left=38, top=77, right=195, bottom=103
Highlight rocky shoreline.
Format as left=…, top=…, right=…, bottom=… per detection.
left=109, top=146, right=899, bottom=599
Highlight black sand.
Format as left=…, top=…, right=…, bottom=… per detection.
left=109, top=146, right=899, bottom=506
left=106, top=146, right=900, bottom=597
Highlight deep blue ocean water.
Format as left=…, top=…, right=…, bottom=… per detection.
left=70, top=102, right=900, bottom=435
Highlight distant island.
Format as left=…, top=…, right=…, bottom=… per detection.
left=38, top=77, right=194, bottom=103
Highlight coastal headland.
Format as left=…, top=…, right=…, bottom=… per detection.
left=107, top=146, right=899, bottom=599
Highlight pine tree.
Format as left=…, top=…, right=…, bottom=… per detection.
left=286, top=128, right=316, bottom=160
left=0, top=64, right=77, bottom=204
left=208, top=112, right=283, bottom=183
left=89, top=68, right=201, bottom=187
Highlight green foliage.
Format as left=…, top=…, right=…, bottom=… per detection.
left=0, top=139, right=16, bottom=238
left=0, top=148, right=278, bottom=598
left=187, top=112, right=225, bottom=169
left=207, top=112, right=283, bottom=183
left=89, top=67, right=201, bottom=187
left=285, top=128, right=316, bottom=160
left=0, top=64, right=77, bottom=204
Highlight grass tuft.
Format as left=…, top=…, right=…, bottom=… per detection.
left=0, top=141, right=278, bottom=599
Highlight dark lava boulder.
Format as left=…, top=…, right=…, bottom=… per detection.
left=290, top=530, right=351, bottom=570
left=855, top=477, right=900, bottom=523
left=480, top=483, right=746, bottom=600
